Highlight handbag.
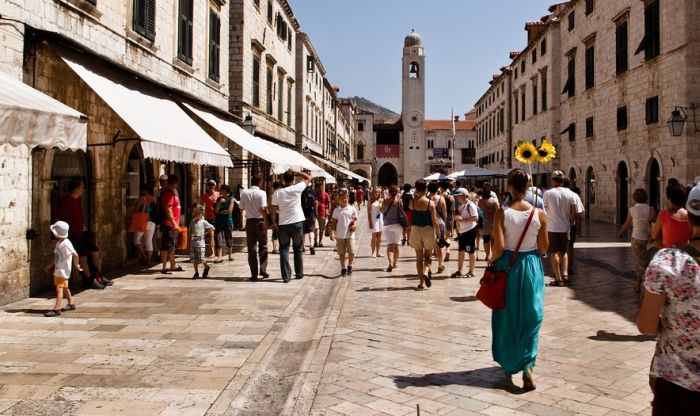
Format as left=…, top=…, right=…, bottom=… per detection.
left=398, top=201, right=409, bottom=228
left=129, top=198, right=149, bottom=233
left=476, top=207, right=536, bottom=310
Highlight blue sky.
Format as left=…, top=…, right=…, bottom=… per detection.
left=288, top=0, right=556, bottom=119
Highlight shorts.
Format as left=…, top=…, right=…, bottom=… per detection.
left=409, top=225, right=435, bottom=251
left=160, top=226, right=179, bottom=251
left=548, top=232, right=569, bottom=254
left=304, top=217, right=317, bottom=234
left=384, top=223, right=403, bottom=245
left=69, top=233, right=99, bottom=257
left=458, top=228, right=478, bottom=253
left=481, top=234, right=492, bottom=244
left=216, top=224, right=233, bottom=248
left=336, top=238, right=355, bottom=257
left=54, top=276, right=69, bottom=289
left=446, top=216, right=454, bottom=231
left=190, top=245, right=205, bottom=263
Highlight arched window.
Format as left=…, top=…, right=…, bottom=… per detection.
left=356, top=141, right=365, bottom=160
left=408, top=62, right=420, bottom=78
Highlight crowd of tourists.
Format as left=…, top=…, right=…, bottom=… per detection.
left=44, top=167, right=700, bottom=411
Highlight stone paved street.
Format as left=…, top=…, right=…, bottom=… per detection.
left=0, top=214, right=655, bottom=415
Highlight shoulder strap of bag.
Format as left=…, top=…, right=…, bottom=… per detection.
left=509, top=208, right=537, bottom=268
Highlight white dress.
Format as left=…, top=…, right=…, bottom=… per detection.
left=370, top=200, right=384, bottom=233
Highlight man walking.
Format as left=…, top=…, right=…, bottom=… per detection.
left=542, top=171, right=577, bottom=286
left=240, top=177, right=269, bottom=281
left=478, top=182, right=499, bottom=262
left=315, top=182, right=331, bottom=247
left=270, top=170, right=312, bottom=283
left=159, top=175, right=183, bottom=275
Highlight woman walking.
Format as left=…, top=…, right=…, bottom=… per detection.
left=368, top=187, right=384, bottom=257
left=490, top=169, right=549, bottom=390
left=428, top=182, right=448, bottom=274
left=382, top=185, right=404, bottom=271
left=651, top=186, right=691, bottom=249
left=130, top=188, right=155, bottom=265
left=401, top=184, right=413, bottom=245
left=408, top=180, right=440, bottom=290
left=637, top=183, right=700, bottom=415
left=214, top=184, right=235, bottom=262
left=618, top=188, right=655, bottom=293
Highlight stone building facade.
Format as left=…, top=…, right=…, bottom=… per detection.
left=295, top=32, right=327, bottom=159
left=0, top=0, right=231, bottom=305
left=424, top=117, right=476, bottom=175
left=475, top=69, right=513, bottom=172
left=474, top=0, right=700, bottom=224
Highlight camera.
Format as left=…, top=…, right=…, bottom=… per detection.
left=436, top=237, right=450, bottom=248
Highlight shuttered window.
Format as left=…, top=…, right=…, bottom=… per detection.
left=208, top=10, right=221, bottom=82
left=617, top=106, right=628, bottom=131
left=266, top=67, right=273, bottom=115
left=177, top=0, right=194, bottom=65
left=133, top=0, right=156, bottom=41
left=616, top=21, right=628, bottom=74
left=252, top=54, right=260, bottom=107
left=585, top=45, right=595, bottom=89
left=635, top=1, right=660, bottom=60
left=646, top=96, right=659, bottom=125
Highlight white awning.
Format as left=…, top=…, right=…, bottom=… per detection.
left=314, top=156, right=369, bottom=184
left=182, top=103, right=288, bottom=174
left=0, top=69, right=87, bottom=151
left=181, top=104, right=333, bottom=182
left=61, top=56, right=232, bottom=168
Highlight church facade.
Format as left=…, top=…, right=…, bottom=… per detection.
left=350, top=31, right=476, bottom=187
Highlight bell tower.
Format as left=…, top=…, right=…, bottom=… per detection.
left=401, top=30, right=426, bottom=182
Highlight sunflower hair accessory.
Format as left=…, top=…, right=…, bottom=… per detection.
left=536, top=139, right=556, bottom=163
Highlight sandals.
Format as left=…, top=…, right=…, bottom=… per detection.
left=60, top=304, right=76, bottom=312
left=416, top=284, right=425, bottom=290
left=437, top=265, right=445, bottom=274
left=522, top=367, right=536, bottom=391
left=562, top=275, right=570, bottom=285
left=425, top=270, right=432, bottom=288
left=548, top=280, right=565, bottom=287
left=170, top=266, right=184, bottom=272
left=44, top=310, right=60, bottom=317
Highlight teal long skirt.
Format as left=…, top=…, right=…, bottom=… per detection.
left=491, top=250, right=544, bottom=374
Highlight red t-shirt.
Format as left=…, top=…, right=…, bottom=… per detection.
left=355, top=189, right=364, bottom=201
left=200, top=191, right=219, bottom=221
left=317, top=192, right=331, bottom=218
left=161, top=190, right=181, bottom=229
left=56, top=194, right=84, bottom=238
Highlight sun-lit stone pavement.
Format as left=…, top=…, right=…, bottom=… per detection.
left=0, top=214, right=654, bottom=415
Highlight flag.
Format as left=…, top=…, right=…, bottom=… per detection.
left=451, top=107, right=456, bottom=146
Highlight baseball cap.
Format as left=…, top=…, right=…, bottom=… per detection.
left=50, top=221, right=69, bottom=239
left=455, top=187, right=469, bottom=196
left=686, top=184, right=700, bottom=216
left=551, top=170, right=565, bottom=180
left=207, top=179, right=216, bottom=186
left=159, top=174, right=168, bottom=180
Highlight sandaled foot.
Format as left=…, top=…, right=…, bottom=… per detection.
left=562, top=275, right=570, bottom=285
left=522, top=367, right=536, bottom=391
left=60, top=304, right=76, bottom=312
left=548, top=280, right=565, bottom=287
left=437, top=265, right=445, bottom=274
left=416, top=284, right=425, bottom=290
left=425, top=271, right=432, bottom=288
left=44, top=310, right=61, bottom=317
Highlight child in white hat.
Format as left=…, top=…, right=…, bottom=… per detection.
left=44, top=221, right=82, bottom=317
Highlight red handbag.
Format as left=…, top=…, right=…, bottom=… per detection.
left=476, top=208, right=536, bottom=310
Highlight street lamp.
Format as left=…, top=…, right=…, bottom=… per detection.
left=241, top=113, right=256, bottom=136
left=667, top=104, right=698, bottom=137
left=302, top=145, right=310, bottom=159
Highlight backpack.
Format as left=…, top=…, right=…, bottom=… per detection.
left=301, top=187, right=316, bottom=217
left=476, top=203, right=484, bottom=229
left=151, top=190, right=172, bottom=225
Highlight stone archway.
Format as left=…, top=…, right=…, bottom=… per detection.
left=569, top=167, right=577, bottom=188
left=646, top=158, right=661, bottom=211
left=377, top=163, right=398, bottom=187
left=616, top=161, right=629, bottom=224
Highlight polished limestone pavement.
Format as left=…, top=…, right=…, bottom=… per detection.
left=0, top=214, right=654, bottom=415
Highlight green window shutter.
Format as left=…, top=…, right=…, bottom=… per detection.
left=209, top=10, right=220, bottom=82
left=178, top=0, right=193, bottom=64
left=146, top=0, right=156, bottom=40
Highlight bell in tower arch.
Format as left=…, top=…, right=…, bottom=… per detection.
left=409, top=62, right=419, bottom=78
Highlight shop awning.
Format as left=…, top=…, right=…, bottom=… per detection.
left=182, top=104, right=334, bottom=182
left=0, top=69, right=87, bottom=151
left=182, top=104, right=288, bottom=174
left=314, top=156, right=369, bottom=183
left=61, top=56, right=232, bottom=168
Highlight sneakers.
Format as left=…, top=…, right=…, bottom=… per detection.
left=425, top=270, right=432, bottom=288
left=96, top=274, right=113, bottom=286
left=91, top=280, right=106, bottom=290
left=466, top=272, right=475, bottom=278
left=260, top=272, right=269, bottom=279
left=60, top=304, right=76, bottom=312
left=341, top=268, right=347, bottom=277
left=44, top=310, right=60, bottom=317
left=347, top=266, right=353, bottom=276
left=192, top=272, right=200, bottom=279
left=310, top=247, right=316, bottom=255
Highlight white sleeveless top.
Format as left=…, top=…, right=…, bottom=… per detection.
left=503, top=207, right=541, bottom=252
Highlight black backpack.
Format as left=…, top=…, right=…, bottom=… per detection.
left=151, top=190, right=172, bottom=225
left=301, top=187, right=316, bottom=217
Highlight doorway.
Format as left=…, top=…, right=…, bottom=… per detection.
left=616, top=161, right=629, bottom=224
left=585, top=166, right=595, bottom=220
left=646, top=158, right=661, bottom=212
left=377, top=163, right=398, bottom=187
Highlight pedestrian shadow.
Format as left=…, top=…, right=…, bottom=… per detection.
left=356, top=286, right=418, bottom=292
left=588, top=330, right=656, bottom=342
left=391, top=366, right=522, bottom=394
left=305, top=273, right=341, bottom=280
left=376, top=274, right=416, bottom=280
left=450, top=296, right=478, bottom=302
left=4, top=308, right=49, bottom=315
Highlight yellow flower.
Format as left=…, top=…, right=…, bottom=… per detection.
left=515, top=142, right=538, bottom=164
left=536, top=140, right=557, bottom=164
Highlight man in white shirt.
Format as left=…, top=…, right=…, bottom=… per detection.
left=239, top=176, right=269, bottom=281
left=542, top=171, right=577, bottom=286
left=270, top=169, right=312, bottom=283
left=563, top=178, right=585, bottom=276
